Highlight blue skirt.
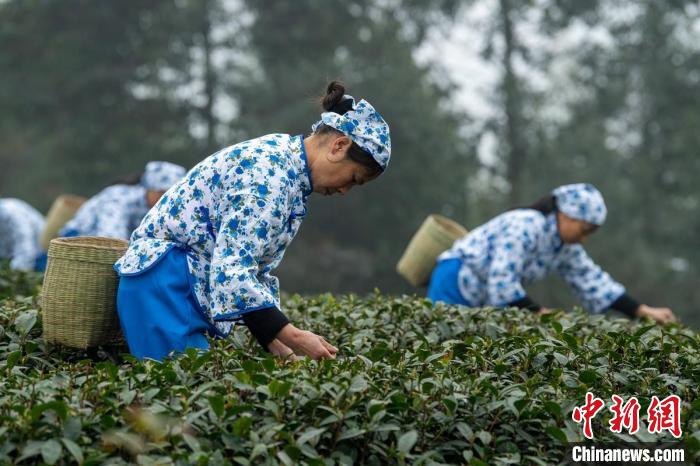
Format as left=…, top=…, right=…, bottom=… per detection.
left=34, top=252, right=48, bottom=272
left=426, top=258, right=472, bottom=306
left=61, top=228, right=80, bottom=238
left=116, top=247, right=218, bottom=361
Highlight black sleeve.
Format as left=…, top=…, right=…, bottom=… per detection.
left=241, top=307, right=290, bottom=350
left=508, top=295, right=541, bottom=312
left=608, top=293, right=640, bottom=318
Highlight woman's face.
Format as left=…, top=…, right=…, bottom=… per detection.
left=556, top=212, right=598, bottom=244
left=310, top=135, right=378, bottom=196
left=146, top=190, right=166, bottom=208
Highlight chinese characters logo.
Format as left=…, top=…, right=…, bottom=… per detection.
left=571, top=392, right=681, bottom=439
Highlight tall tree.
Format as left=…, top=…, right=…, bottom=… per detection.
left=0, top=0, right=202, bottom=208
left=515, top=0, right=700, bottom=325
left=229, top=0, right=476, bottom=293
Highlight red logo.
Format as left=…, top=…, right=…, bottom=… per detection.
left=572, top=393, right=682, bottom=439
left=609, top=395, right=641, bottom=435
left=572, top=392, right=605, bottom=439
left=647, top=395, right=682, bottom=438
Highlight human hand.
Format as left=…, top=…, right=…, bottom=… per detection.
left=537, top=307, right=554, bottom=315
left=267, top=338, right=298, bottom=361
left=276, top=324, right=338, bottom=360
left=636, top=304, right=676, bottom=325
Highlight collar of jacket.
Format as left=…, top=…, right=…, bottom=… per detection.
left=293, top=135, right=314, bottom=197
left=544, top=212, right=563, bottom=252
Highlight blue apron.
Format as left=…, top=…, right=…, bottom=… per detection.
left=116, top=246, right=219, bottom=361
left=34, top=252, right=48, bottom=272
left=36, top=228, right=80, bottom=272
left=426, top=258, right=472, bottom=307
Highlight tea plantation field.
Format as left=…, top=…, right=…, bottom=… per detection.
left=0, top=266, right=698, bottom=465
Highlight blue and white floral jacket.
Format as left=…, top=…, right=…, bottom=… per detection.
left=60, top=185, right=149, bottom=240
left=438, top=209, right=625, bottom=313
left=115, top=134, right=313, bottom=336
left=0, top=198, right=45, bottom=271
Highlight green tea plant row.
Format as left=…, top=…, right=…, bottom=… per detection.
left=0, top=266, right=698, bottom=465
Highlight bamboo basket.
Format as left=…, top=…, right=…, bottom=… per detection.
left=396, top=215, right=468, bottom=287
left=40, top=195, right=87, bottom=250
left=42, top=236, right=128, bottom=348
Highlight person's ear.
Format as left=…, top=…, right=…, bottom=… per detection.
left=326, top=136, right=352, bottom=163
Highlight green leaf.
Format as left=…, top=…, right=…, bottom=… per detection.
left=251, top=443, right=267, bottom=459
left=297, top=427, right=326, bottom=446
left=348, top=375, right=368, bottom=393
left=443, top=397, right=457, bottom=415
left=61, top=438, right=83, bottom=464
left=544, top=401, right=562, bottom=417
left=261, top=358, right=277, bottom=373
left=397, top=430, right=418, bottom=453
left=367, top=346, right=387, bottom=362
left=17, top=441, right=43, bottom=462
left=15, top=310, right=37, bottom=336
left=337, top=428, right=366, bottom=441
left=477, top=430, right=492, bottom=445
left=452, top=342, right=469, bottom=358
left=545, top=426, right=567, bottom=443
left=269, top=379, right=293, bottom=397
left=469, top=459, right=489, bottom=466
left=578, top=370, right=598, bottom=385
left=183, top=432, right=201, bottom=452
left=633, top=325, right=656, bottom=340
left=368, top=400, right=386, bottom=417
left=232, top=416, right=253, bottom=436
left=561, top=332, right=578, bottom=350
left=457, top=422, right=474, bottom=441
left=208, top=395, right=225, bottom=418
left=277, top=450, right=295, bottom=466
left=6, top=350, right=21, bottom=370
left=31, top=401, right=68, bottom=421
left=41, top=439, right=62, bottom=465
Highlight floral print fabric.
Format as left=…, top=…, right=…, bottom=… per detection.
left=0, top=198, right=45, bottom=271
left=553, top=183, right=607, bottom=226
left=439, top=210, right=625, bottom=313
left=311, top=96, right=391, bottom=170
left=115, top=134, right=313, bottom=336
left=141, top=161, right=186, bottom=192
left=60, top=185, right=150, bottom=240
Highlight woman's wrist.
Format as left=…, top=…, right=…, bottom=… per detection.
left=275, top=323, right=300, bottom=349
left=267, top=338, right=296, bottom=359
left=635, top=304, right=649, bottom=318
left=242, top=307, right=290, bottom=349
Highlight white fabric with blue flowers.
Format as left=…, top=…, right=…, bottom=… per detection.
left=553, top=183, right=607, bottom=226
left=0, top=198, right=46, bottom=271
left=141, top=161, right=187, bottom=192
left=438, top=209, right=625, bottom=313
left=115, top=134, right=313, bottom=336
left=60, top=184, right=151, bottom=240
left=311, top=96, right=391, bottom=170
left=60, top=161, right=185, bottom=240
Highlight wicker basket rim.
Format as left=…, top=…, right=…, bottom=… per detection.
left=427, top=214, right=468, bottom=237
left=53, top=194, right=87, bottom=208
left=49, top=236, right=129, bottom=251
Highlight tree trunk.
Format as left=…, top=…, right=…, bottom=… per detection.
left=499, top=0, right=524, bottom=205
left=201, top=0, right=216, bottom=152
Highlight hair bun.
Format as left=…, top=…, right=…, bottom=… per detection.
left=320, top=80, right=352, bottom=114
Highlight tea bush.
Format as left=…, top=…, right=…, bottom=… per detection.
left=0, top=268, right=698, bottom=465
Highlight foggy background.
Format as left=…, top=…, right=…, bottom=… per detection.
left=1, top=0, right=698, bottom=326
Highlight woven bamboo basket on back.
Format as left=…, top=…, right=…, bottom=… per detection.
left=40, top=195, right=86, bottom=250
left=42, top=236, right=128, bottom=348
left=396, top=215, right=468, bottom=287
